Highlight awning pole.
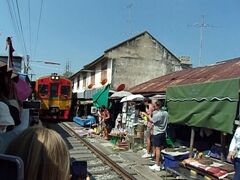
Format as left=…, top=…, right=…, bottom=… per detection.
left=221, top=132, right=226, bottom=162
left=189, top=127, right=195, bottom=158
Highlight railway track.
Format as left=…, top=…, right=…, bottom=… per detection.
left=46, top=122, right=136, bottom=180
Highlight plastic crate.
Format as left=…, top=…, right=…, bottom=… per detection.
left=163, top=153, right=189, bottom=168
left=73, top=116, right=96, bottom=126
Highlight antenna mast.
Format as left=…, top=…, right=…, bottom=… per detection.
left=65, top=61, right=71, bottom=73
left=190, top=15, right=217, bottom=66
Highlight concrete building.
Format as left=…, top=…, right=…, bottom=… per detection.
left=70, top=31, right=187, bottom=98
left=178, top=56, right=192, bottom=69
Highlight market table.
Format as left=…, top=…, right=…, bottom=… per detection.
left=165, top=166, right=205, bottom=180
left=181, top=158, right=235, bottom=180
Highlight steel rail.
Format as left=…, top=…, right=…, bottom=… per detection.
left=59, top=123, right=136, bottom=180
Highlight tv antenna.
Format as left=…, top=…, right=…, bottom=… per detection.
left=189, top=15, right=218, bottom=66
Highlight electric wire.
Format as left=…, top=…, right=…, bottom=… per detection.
left=6, top=0, right=28, bottom=71
left=28, top=0, right=32, bottom=57
left=15, top=0, right=28, bottom=56
left=33, top=0, right=43, bottom=59
left=6, top=0, right=47, bottom=75
left=6, top=0, right=22, bottom=52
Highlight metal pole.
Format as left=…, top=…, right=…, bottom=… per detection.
left=25, top=55, right=30, bottom=74
left=198, top=16, right=204, bottom=66
left=189, top=127, right=195, bottom=158
left=221, top=132, right=226, bottom=162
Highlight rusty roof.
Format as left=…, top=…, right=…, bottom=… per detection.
left=129, top=57, right=240, bottom=94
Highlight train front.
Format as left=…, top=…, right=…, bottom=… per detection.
left=35, top=73, right=72, bottom=121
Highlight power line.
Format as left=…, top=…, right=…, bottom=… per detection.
left=6, top=0, right=22, bottom=52
left=34, top=0, right=44, bottom=59
left=15, top=0, right=28, bottom=56
left=6, top=0, right=29, bottom=71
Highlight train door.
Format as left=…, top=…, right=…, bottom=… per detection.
left=50, top=83, right=58, bottom=98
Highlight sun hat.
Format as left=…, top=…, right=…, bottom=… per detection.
left=0, top=101, right=15, bottom=126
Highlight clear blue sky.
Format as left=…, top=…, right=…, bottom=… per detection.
left=0, top=0, right=240, bottom=79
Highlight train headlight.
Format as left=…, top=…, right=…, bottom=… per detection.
left=55, top=76, right=59, bottom=80
left=51, top=76, right=55, bottom=80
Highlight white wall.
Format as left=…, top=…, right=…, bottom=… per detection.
left=107, top=59, right=112, bottom=84
left=72, top=58, right=113, bottom=93
left=95, top=63, right=102, bottom=88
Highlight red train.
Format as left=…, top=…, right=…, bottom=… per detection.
left=35, top=73, right=72, bottom=121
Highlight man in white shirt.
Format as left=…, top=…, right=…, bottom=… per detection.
left=227, top=126, right=240, bottom=180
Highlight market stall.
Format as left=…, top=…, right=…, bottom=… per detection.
left=165, top=78, right=239, bottom=179
left=109, top=94, right=145, bottom=150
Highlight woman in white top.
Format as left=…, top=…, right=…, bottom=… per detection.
left=227, top=126, right=240, bottom=180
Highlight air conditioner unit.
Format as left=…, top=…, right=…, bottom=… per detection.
left=91, top=106, right=98, bottom=114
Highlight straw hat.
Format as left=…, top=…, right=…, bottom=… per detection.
left=0, top=101, right=15, bottom=126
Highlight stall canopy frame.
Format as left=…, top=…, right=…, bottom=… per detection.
left=166, top=78, right=240, bottom=134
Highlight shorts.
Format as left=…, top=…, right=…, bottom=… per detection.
left=101, top=120, right=110, bottom=129
left=152, top=133, right=166, bottom=147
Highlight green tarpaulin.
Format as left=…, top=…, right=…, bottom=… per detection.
left=92, top=84, right=110, bottom=108
left=166, top=78, right=239, bottom=134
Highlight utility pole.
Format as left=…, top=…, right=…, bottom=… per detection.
left=189, top=15, right=217, bottom=66
left=24, top=54, right=30, bottom=74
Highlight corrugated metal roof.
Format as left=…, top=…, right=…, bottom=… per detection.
left=129, top=57, right=240, bottom=94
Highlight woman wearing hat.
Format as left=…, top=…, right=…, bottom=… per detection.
left=0, top=101, right=29, bottom=153
left=0, top=63, right=28, bottom=153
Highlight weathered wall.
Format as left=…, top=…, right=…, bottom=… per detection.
left=107, top=33, right=182, bottom=90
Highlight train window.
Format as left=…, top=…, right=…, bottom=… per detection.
left=50, top=83, right=58, bottom=98
left=38, top=84, right=48, bottom=96
left=61, top=86, right=70, bottom=96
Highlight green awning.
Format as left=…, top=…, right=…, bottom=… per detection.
left=92, top=84, right=110, bottom=108
left=166, top=78, right=239, bottom=134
